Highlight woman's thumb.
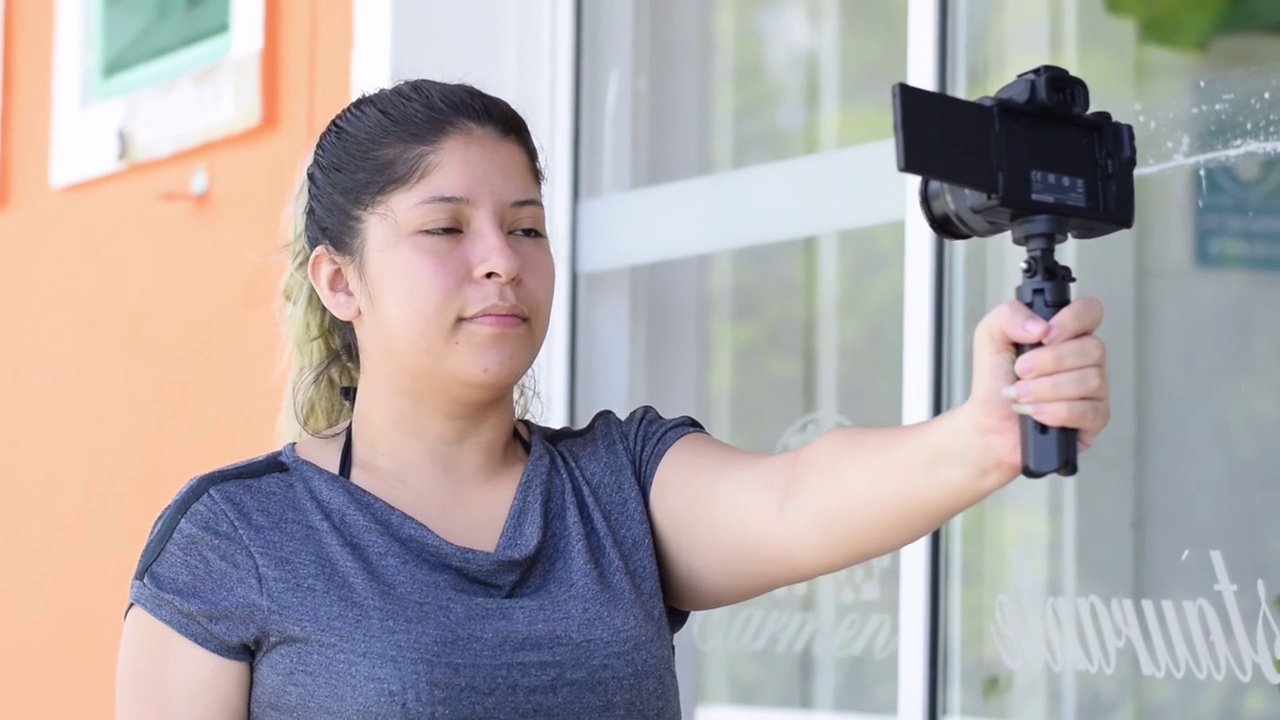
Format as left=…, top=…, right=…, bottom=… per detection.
left=970, top=300, right=1050, bottom=390
left=976, top=300, right=1051, bottom=352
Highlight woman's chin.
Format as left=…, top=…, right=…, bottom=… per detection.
left=454, top=361, right=535, bottom=396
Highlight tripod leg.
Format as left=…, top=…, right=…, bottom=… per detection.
left=1014, top=346, right=1079, bottom=478
left=1015, top=243, right=1079, bottom=478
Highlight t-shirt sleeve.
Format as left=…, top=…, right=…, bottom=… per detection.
left=619, top=405, right=707, bottom=500
left=125, top=487, right=265, bottom=663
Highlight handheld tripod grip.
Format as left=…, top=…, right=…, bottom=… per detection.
left=1014, top=241, right=1079, bottom=478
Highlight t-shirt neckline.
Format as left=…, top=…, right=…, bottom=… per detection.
left=281, top=422, right=546, bottom=565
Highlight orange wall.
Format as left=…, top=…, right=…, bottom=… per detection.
left=0, top=1, right=352, bottom=714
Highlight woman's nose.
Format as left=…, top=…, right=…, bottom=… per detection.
left=473, top=229, right=521, bottom=282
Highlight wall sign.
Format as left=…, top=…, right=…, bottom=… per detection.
left=1195, top=157, right=1280, bottom=272
left=48, top=0, right=264, bottom=189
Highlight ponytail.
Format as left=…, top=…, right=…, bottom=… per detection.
left=278, top=159, right=360, bottom=441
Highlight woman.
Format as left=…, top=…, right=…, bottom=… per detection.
left=115, top=79, right=1109, bottom=718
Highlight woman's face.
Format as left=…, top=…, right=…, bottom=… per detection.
left=340, top=130, right=554, bottom=400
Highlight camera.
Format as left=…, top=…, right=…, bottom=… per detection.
left=891, top=66, right=1137, bottom=478
left=893, top=65, right=1137, bottom=242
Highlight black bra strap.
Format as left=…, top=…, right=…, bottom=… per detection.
left=339, top=422, right=355, bottom=479
left=336, top=386, right=530, bottom=480
left=339, top=386, right=356, bottom=480
left=514, top=422, right=532, bottom=454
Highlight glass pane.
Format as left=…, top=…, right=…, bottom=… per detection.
left=575, top=0, right=908, bottom=199
left=572, top=224, right=904, bottom=716
left=102, top=0, right=230, bottom=76
left=942, top=2, right=1280, bottom=719
left=87, top=0, right=233, bottom=101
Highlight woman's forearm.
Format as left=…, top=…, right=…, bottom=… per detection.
left=777, top=405, right=1010, bottom=580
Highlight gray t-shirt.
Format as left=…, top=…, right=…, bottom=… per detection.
left=125, top=406, right=706, bottom=719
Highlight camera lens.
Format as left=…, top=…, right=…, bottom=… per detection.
left=919, top=180, right=1003, bottom=240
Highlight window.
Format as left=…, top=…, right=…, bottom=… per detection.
left=574, top=1, right=910, bottom=716
left=941, top=1, right=1280, bottom=718
left=85, top=0, right=232, bottom=102
left=48, top=0, right=264, bottom=188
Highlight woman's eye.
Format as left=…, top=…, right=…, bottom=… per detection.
left=423, top=227, right=462, bottom=236
left=512, top=228, right=547, bottom=239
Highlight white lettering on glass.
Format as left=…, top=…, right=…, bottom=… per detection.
left=990, top=551, right=1280, bottom=686
left=688, top=555, right=897, bottom=661
left=690, top=605, right=897, bottom=660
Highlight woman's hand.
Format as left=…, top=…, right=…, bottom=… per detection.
left=960, top=296, right=1110, bottom=481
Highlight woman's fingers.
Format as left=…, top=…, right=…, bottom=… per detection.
left=1015, top=334, right=1106, bottom=379
left=1009, top=398, right=1111, bottom=435
left=1004, top=366, right=1108, bottom=403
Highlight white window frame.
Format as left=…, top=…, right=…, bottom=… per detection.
left=898, top=1, right=946, bottom=719
left=47, top=0, right=265, bottom=189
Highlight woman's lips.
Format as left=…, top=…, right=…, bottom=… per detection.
left=464, top=313, right=526, bottom=328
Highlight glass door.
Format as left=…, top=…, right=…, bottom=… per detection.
left=940, top=1, right=1280, bottom=718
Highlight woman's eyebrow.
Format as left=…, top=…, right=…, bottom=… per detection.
left=413, top=195, right=543, bottom=209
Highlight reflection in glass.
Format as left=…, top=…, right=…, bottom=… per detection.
left=576, top=0, right=907, bottom=198
left=101, top=0, right=231, bottom=76
left=86, top=0, right=234, bottom=101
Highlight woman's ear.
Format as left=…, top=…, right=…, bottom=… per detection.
left=307, top=245, right=361, bottom=322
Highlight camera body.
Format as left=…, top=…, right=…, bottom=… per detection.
left=892, top=65, right=1137, bottom=243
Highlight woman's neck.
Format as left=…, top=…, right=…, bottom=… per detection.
left=344, top=375, right=525, bottom=492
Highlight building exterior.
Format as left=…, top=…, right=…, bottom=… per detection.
left=1, top=2, right=356, bottom=717
left=3, top=1, right=1279, bottom=717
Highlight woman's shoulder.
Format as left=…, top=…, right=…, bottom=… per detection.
left=170, top=448, right=293, bottom=502
left=536, top=405, right=705, bottom=443
left=136, top=444, right=326, bottom=555
left=157, top=446, right=309, bottom=515
left=532, top=405, right=707, bottom=492
left=128, top=444, right=332, bottom=592
left=126, top=448, right=298, bottom=661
